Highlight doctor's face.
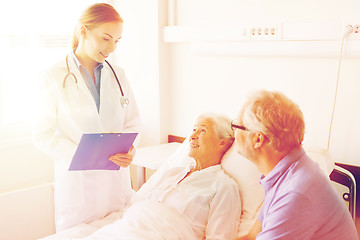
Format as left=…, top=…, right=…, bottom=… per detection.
left=82, top=21, right=123, bottom=63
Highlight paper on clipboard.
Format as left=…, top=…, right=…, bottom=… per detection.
left=69, top=132, right=138, bottom=171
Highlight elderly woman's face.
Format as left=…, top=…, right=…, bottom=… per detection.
left=188, top=117, right=222, bottom=161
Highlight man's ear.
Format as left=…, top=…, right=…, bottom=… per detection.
left=252, top=132, right=266, bottom=149
left=80, top=25, right=88, bottom=39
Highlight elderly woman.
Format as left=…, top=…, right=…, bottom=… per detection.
left=41, top=113, right=241, bottom=240
left=129, top=113, right=241, bottom=239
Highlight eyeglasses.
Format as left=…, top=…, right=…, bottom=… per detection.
left=231, top=120, right=249, bottom=131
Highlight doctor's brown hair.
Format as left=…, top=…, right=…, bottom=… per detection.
left=72, top=3, right=123, bottom=51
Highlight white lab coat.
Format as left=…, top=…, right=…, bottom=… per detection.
left=32, top=54, right=141, bottom=232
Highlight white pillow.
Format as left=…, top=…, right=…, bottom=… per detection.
left=221, top=143, right=264, bottom=237
left=305, top=149, right=334, bottom=177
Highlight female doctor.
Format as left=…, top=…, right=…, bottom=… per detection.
left=33, top=3, right=141, bottom=232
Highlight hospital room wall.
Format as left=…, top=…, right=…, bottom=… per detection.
left=161, top=0, right=360, bottom=166
left=113, top=0, right=170, bottom=147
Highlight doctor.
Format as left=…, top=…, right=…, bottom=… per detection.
left=33, top=3, right=141, bottom=232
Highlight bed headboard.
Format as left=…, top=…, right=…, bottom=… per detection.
left=168, top=135, right=186, bottom=143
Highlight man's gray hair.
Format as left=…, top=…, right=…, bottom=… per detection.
left=242, top=90, right=305, bottom=152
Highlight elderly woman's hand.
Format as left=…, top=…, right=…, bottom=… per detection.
left=109, top=145, right=135, bottom=168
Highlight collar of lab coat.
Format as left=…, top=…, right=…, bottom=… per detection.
left=63, top=53, right=119, bottom=132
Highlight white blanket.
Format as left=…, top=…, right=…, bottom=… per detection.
left=40, top=200, right=196, bottom=240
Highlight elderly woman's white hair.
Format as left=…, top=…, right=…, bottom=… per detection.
left=196, top=113, right=235, bottom=150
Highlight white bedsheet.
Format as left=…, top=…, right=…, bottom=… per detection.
left=39, top=211, right=121, bottom=240
left=40, top=141, right=241, bottom=240
left=40, top=200, right=196, bottom=240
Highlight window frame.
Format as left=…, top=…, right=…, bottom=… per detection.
left=0, top=0, right=113, bottom=147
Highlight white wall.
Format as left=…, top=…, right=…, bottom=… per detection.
left=0, top=183, right=55, bottom=240
left=163, top=0, right=360, bottom=166
left=0, top=142, right=55, bottom=240
left=0, top=142, right=53, bottom=192
left=112, top=0, right=170, bottom=146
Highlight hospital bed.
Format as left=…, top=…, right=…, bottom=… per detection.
left=331, top=161, right=360, bottom=234
left=38, top=135, right=357, bottom=240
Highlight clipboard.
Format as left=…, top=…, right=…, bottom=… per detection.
left=69, top=132, right=138, bottom=171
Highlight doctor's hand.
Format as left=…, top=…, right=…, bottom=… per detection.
left=109, top=145, right=136, bottom=168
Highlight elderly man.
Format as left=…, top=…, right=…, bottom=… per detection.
left=233, top=90, right=358, bottom=240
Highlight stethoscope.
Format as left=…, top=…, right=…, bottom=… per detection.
left=63, top=55, right=129, bottom=108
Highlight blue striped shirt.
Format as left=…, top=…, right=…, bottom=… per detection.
left=71, top=52, right=103, bottom=112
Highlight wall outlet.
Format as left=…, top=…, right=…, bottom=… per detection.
left=247, top=24, right=281, bottom=40
left=344, top=24, right=360, bottom=39
left=354, top=25, right=360, bottom=34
